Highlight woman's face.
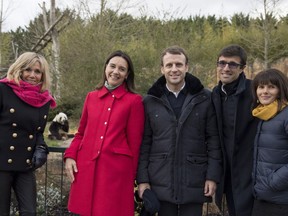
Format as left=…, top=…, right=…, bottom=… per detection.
left=105, top=56, right=128, bottom=87
left=21, top=62, right=43, bottom=85
left=256, top=82, right=280, bottom=105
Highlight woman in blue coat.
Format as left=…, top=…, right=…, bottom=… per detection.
left=0, top=52, right=56, bottom=215
left=251, top=68, right=288, bottom=216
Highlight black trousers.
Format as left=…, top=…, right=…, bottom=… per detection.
left=0, top=171, right=36, bottom=216
left=252, top=199, right=288, bottom=216
left=158, top=201, right=203, bottom=216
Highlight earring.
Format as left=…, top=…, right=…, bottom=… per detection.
left=257, top=99, right=259, bottom=103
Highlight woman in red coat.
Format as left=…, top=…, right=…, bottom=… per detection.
left=64, top=50, right=145, bottom=216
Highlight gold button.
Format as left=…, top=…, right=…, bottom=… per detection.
left=37, top=127, right=41, bottom=130
left=26, top=159, right=31, bottom=164
left=44, top=115, right=47, bottom=119
left=29, top=135, right=34, bottom=139
left=10, top=146, right=15, bottom=150
left=27, top=147, right=32, bottom=151
left=8, top=159, right=12, bottom=163
left=12, top=123, right=17, bottom=127
left=10, top=108, right=15, bottom=113
left=12, top=133, right=17, bottom=138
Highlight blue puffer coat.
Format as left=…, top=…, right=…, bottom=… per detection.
left=252, top=106, right=288, bottom=204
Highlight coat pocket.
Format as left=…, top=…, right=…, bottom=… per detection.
left=185, top=154, right=207, bottom=187
left=113, top=147, right=133, bottom=157
left=148, top=153, right=169, bottom=187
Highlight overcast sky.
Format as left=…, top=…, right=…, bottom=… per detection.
left=1, top=0, right=287, bottom=32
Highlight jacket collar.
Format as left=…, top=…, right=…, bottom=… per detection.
left=98, top=82, right=128, bottom=99
left=147, top=73, right=204, bottom=98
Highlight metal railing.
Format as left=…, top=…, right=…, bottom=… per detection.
left=42, top=146, right=69, bottom=215
left=39, top=147, right=227, bottom=216
left=9, top=147, right=70, bottom=215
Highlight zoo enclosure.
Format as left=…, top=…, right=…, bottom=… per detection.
left=36, top=147, right=227, bottom=216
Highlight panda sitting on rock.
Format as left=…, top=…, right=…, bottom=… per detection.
left=48, top=112, right=72, bottom=140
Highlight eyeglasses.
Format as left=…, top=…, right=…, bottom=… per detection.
left=217, top=61, right=243, bottom=69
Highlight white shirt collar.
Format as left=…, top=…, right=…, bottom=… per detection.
left=166, top=82, right=186, bottom=98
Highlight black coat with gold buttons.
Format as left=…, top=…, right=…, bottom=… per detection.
left=0, top=83, right=50, bottom=171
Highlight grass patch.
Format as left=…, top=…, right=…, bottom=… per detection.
left=46, top=139, right=61, bottom=147
left=44, top=119, right=78, bottom=147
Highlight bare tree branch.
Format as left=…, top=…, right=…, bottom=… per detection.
left=31, top=13, right=64, bottom=51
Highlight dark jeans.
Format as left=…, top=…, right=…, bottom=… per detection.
left=0, top=171, right=36, bottom=216
left=158, top=201, right=203, bottom=216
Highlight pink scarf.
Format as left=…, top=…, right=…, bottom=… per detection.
left=0, top=78, right=56, bottom=108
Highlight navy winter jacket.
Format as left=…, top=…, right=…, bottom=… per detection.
left=253, top=106, right=288, bottom=204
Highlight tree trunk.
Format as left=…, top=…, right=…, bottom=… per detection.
left=41, top=0, right=61, bottom=99
left=50, top=0, right=61, bottom=99
left=263, top=0, right=269, bottom=69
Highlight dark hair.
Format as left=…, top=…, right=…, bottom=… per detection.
left=160, top=46, right=188, bottom=66
left=217, top=44, right=247, bottom=69
left=96, top=50, right=135, bottom=92
left=251, top=68, right=288, bottom=111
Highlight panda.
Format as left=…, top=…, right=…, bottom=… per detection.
left=48, top=112, right=72, bottom=140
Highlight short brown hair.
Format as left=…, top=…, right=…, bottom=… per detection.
left=217, top=44, right=247, bottom=69
left=160, top=46, right=188, bottom=66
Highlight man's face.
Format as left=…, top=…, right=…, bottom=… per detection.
left=217, top=56, right=244, bottom=84
left=161, top=53, right=188, bottom=91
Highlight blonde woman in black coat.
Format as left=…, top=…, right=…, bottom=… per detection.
left=0, top=52, right=56, bottom=216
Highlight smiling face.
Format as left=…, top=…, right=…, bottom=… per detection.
left=257, top=82, right=280, bottom=106
left=21, top=61, right=43, bottom=85
left=105, top=56, right=129, bottom=87
left=217, top=56, right=243, bottom=84
left=161, top=53, right=188, bottom=92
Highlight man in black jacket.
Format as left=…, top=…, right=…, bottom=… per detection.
left=137, top=46, right=222, bottom=216
left=212, top=44, right=259, bottom=216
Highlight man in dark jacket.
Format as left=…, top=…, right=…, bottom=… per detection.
left=137, top=46, right=222, bottom=216
left=212, top=44, right=259, bottom=216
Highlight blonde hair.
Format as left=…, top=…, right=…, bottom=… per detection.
left=7, top=52, right=51, bottom=92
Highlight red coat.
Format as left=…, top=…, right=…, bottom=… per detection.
left=64, top=84, right=144, bottom=216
